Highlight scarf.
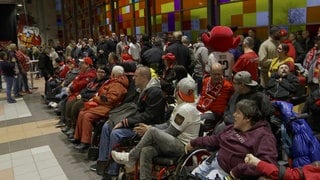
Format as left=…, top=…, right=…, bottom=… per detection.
left=304, top=47, right=320, bottom=84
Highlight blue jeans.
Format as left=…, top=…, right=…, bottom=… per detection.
left=13, top=75, right=19, bottom=96
left=192, top=154, right=228, bottom=179
left=4, top=76, right=14, bottom=100
left=98, top=123, right=135, bottom=175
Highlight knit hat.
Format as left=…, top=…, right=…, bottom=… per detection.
left=79, top=57, right=93, bottom=65
left=234, top=71, right=258, bottom=86
left=177, top=77, right=196, bottom=103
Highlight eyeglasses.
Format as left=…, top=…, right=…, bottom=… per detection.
left=97, top=71, right=106, bottom=73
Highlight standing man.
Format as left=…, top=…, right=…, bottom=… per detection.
left=258, top=26, right=281, bottom=87
left=166, top=31, right=192, bottom=74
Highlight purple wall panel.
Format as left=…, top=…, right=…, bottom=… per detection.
left=168, top=12, right=175, bottom=31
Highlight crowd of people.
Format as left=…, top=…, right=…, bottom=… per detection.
left=1, top=25, right=320, bottom=180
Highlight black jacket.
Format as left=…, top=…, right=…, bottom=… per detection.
left=265, top=73, right=299, bottom=100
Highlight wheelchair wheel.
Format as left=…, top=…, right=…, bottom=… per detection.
left=174, top=149, right=211, bottom=180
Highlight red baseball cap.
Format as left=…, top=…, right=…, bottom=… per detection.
left=79, top=57, right=93, bottom=65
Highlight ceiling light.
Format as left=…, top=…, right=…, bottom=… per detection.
left=17, top=4, right=23, bottom=7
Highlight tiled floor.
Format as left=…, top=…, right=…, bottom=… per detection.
left=0, top=79, right=101, bottom=180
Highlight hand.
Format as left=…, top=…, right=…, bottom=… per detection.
left=184, top=143, right=194, bottom=154
left=133, top=123, right=150, bottom=137
left=244, top=154, right=260, bottom=166
left=113, top=122, right=123, bottom=129
left=65, top=87, right=70, bottom=94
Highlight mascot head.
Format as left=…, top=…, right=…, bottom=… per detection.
left=202, top=26, right=240, bottom=52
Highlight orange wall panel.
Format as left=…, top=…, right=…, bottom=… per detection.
left=231, top=14, right=243, bottom=27
left=307, top=6, right=320, bottom=23
left=243, top=0, right=256, bottom=14
left=183, top=0, right=207, bottom=9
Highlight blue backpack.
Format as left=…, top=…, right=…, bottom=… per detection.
left=273, top=101, right=320, bottom=168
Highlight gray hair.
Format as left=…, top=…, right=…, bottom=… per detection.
left=111, top=65, right=125, bottom=78
left=243, top=37, right=254, bottom=49
left=236, top=99, right=262, bottom=124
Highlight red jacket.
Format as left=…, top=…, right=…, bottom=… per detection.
left=87, top=75, right=129, bottom=117
left=68, top=68, right=96, bottom=101
left=257, top=160, right=320, bottom=180
left=197, top=77, right=234, bottom=115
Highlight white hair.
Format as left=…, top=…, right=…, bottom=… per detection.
left=111, top=65, right=125, bottom=78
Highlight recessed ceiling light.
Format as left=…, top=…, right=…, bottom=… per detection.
left=17, top=4, right=23, bottom=7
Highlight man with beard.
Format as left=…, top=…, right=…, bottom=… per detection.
left=258, top=26, right=281, bottom=87
left=265, top=64, right=300, bottom=101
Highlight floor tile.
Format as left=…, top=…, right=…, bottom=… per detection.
left=0, top=168, right=14, bottom=180
left=13, top=162, right=37, bottom=176
left=12, top=156, right=34, bottom=167
left=35, top=158, right=59, bottom=170
left=38, top=166, right=64, bottom=179
left=14, top=170, right=40, bottom=180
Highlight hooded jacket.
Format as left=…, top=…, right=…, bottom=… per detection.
left=122, top=78, right=165, bottom=128
left=190, top=120, right=278, bottom=178
left=87, top=75, right=129, bottom=117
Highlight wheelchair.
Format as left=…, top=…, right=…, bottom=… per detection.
left=113, top=121, right=212, bottom=180
left=115, top=147, right=211, bottom=180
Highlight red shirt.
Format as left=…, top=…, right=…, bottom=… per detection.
left=232, top=51, right=259, bottom=81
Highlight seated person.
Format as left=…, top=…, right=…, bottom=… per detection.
left=215, top=71, right=273, bottom=133
left=245, top=153, right=320, bottom=180
left=55, top=57, right=96, bottom=127
left=72, top=65, right=129, bottom=151
left=96, top=66, right=165, bottom=179
left=62, top=67, right=107, bottom=138
left=265, top=64, right=300, bottom=101
left=268, top=43, right=295, bottom=78
left=302, top=83, right=320, bottom=133
left=197, top=62, right=234, bottom=118
left=185, top=99, right=278, bottom=179
left=111, top=77, right=201, bottom=180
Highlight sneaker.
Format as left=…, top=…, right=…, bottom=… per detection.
left=111, top=151, right=135, bottom=168
left=90, top=163, right=97, bottom=172
left=51, top=102, right=58, bottom=108
left=7, top=99, right=17, bottom=103
left=55, top=121, right=65, bottom=128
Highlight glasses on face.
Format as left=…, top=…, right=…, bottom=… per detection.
left=97, top=71, right=106, bottom=74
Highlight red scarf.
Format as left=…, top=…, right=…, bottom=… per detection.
left=305, top=47, right=320, bottom=83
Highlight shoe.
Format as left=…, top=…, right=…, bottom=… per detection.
left=14, top=94, right=23, bottom=98
left=51, top=102, right=58, bottom=108
left=96, top=160, right=109, bottom=175
left=102, top=174, right=118, bottom=180
left=68, top=133, right=74, bottom=139
left=54, top=108, right=61, bottom=116
left=26, top=90, right=32, bottom=94
left=74, top=143, right=90, bottom=153
left=90, top=163, right=97, bottom=172
left=61, top=126, right=70, bottom=133
left=55, top=121, right=65, bottom=128
left=68, top=137, right=79, bottom=144
left=66, top=128, right=75, bottom=136
left=7, top=99, right=17, bottom=103
left=111, top=151, right=135, bottom=168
